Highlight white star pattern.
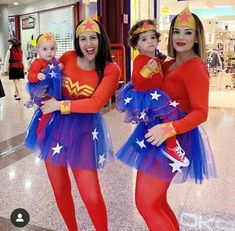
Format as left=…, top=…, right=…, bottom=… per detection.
left=48, top=63, right=55, bottom=69
left=169, top=101, right=179, bottom=107
left=92, top=128, right=99, bottom=140
left=150, top=91, right=161, bottom=100
left=49, top=70, right=57, bottom=78
left=124, top=97, right=132, bottom=105
left=99, top=153, right=106, bottom=166
left=136, top=139, right=147, bottom=149
left=139, top=111, right=146, bottom=120
left=51, top=142, right=63, bottom=156
left=169, top=162, right=182, bottom=173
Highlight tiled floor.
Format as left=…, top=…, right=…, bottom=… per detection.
left=0, top=73, right=235, bottom=231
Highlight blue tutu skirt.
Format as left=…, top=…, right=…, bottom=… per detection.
left=116, top=83, right=216, bottom=183
left=25, top=111, right=113, bottom=169
left=116, top=82, right=179, bottom=123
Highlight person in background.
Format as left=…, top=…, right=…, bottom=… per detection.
left=25, top=18, right=120, bottom=231
left=117, top=7, right=216, bottom=231
left=4, top=39, right=27, bottom=100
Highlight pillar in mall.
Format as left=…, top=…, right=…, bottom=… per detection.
left=0, top=5, right=9, bottom=62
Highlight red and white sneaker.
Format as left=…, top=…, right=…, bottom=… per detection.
left=161, top=141, right=190, bottom=167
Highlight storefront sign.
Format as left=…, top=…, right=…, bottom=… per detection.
left=22, top=16, right=35, bottom=30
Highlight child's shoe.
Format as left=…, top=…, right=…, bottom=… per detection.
left=161, top=141, right=190, bottom=167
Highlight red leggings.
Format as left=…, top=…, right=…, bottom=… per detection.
left=45, top=162, right=108, bottom=231
left=135, top=171, right=179, bottom=231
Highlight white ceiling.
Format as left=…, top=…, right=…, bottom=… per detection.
left=0, top=0, right=42, bottom=7
left=0, top=0, right=235, bottom=8
left=161, top=0, right=235, bottom=14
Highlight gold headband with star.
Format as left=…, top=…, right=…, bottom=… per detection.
left=174, top=7, right=196, bottom=30
left=76, top=18, right=101, bottom=38
left=37, top=32, right=56, bottom=46
left=132, top=22, right=156, bottom=35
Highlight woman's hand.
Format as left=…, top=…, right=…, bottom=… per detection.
left=41, top=98, right=61, bottom=114
left=145, top=124, right=166, bottom=146
left=145, top=122, right=177, bottom=146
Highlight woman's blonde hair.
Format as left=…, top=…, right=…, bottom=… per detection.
left=167, top=13, right=206, bottom=61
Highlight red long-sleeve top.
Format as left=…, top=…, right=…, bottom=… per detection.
left=161, top=57, right=209, bottom=134
left=59, top=51, right=120, bottom=113
left=28, top=58, right=50, bottom=82
left=132, top=54, right=163, bottom=91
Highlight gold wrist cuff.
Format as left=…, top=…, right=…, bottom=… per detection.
left=161, top=122, right=177, bottom=139
left=60, top=101, right=71, bottom=114
left=140, top=66, right=154, bottom=78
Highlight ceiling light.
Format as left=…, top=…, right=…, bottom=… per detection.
left=13, top=2, right=19, bottom=5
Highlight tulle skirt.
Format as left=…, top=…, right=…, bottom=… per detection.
left=115, top=83, right=216, bottom=184
left=25, top=110, right=113, bottom=169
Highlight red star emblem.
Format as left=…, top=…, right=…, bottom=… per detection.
left=83, top=21, right=93, bottom=30
left=44, top=33, right=53, bottom=41
left=143, top=22, right=151, bottom=29
left=62, top=101, right=70, bottom=107
left=179, top=12, right=191, bottom=22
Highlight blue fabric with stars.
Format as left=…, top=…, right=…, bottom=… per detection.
left=116, top=82, right=179, bottom=124
left=116, top=83, right=216, bottom=183
left=36, top=112, right=113, bottom=169
left=24, top=59, right=62, bottom=150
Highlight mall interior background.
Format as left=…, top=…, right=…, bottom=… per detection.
left=0, top=0, right=235, bottom=230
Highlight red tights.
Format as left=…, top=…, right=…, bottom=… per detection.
left=135, top=171, right=179, bottom=231
left=45, top=162, right=108, bottom=231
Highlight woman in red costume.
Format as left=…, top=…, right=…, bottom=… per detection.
left=4, top=39, right=27, bottom=100
left=116, top=7, right=216, bottom=231
left=26, top=18, right=120, bottom=230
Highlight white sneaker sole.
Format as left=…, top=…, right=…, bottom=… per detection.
left=161, top=148, right=190, bottom=167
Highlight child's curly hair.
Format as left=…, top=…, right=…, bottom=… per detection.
left=129, top=19, right=161, bottom=49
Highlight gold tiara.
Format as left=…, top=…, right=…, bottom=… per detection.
left=37, top=33, right=56, bottom=46
left=132, top=22, right=156, bottom=35
left=174, top=7, right=196, bottom=30
left=76, top=18, right=101, bottom=38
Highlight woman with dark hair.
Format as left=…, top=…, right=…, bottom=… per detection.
left=29, top=18, right=120, bottom=230
left=4, top=39, right=27, bottom=100
left=116, top=7, right=216, bottom=231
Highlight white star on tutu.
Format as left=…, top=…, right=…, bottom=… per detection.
left=48, top=63, right=55, bottom=69
left=92, top=128, right=99, bottom=140
left=49, top=70, right=57, bottom=78
left=169, top=101, right=179, bottom=107
left=124, top=97, right=132, bottom=105
left=169, top=162, right=182, bottom=173
left=139, top=111, right=146, bottom=120
left=51, top=142, right=63, bottom=156
left=136, top=139, right=146, bottom=149
left=150, top=91, right=161, bottom=100
left=99, top=153, right=106, bottom=166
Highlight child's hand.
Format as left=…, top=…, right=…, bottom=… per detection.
left=58, top=63, right=64, bottom=70
left=37, top=73, right=46, bottom=81
left=146, top=59, right=158, bottom=72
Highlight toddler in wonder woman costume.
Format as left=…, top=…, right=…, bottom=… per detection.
left=116, top=19, right=189, bottom=172
left=24, top=32, right=62, bottom=149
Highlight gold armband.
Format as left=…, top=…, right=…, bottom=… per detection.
left=161, top=122, right=177, bottom=139
left=60, top=101, right=71, bottom=114
left=140, top=66, right=154, bottom=78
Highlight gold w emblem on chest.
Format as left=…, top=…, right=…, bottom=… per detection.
left=64, top=77, right=94, bottom=97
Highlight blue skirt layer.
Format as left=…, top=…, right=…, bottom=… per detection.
left=25, top=111, right=113, bottom=169
left=116, top=116, right=216, bottom=184
left=116, top=82, right=178, bottom=123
